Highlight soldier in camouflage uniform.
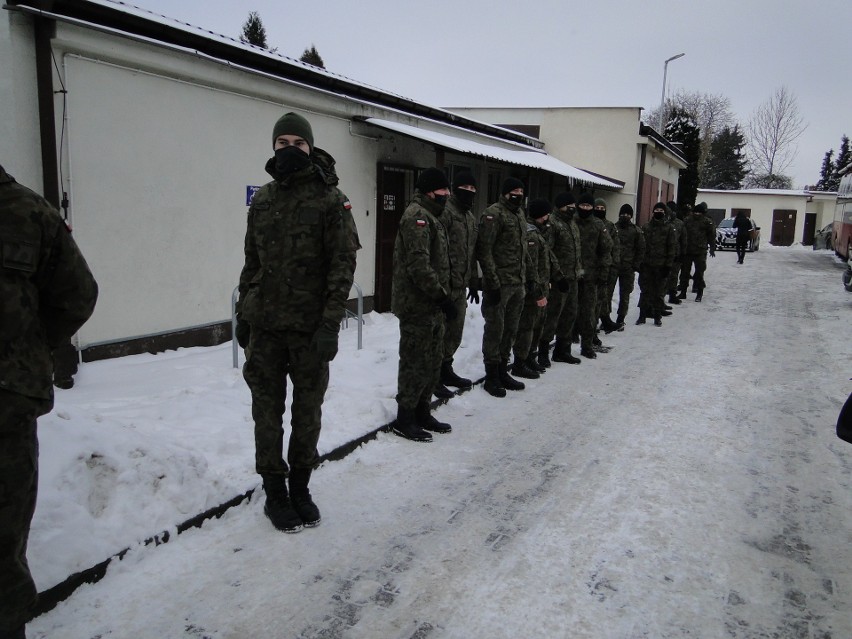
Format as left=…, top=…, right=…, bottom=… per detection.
left=540, top=192, right=583, bottom=366
left=512, top=199, right=565, bottom=379
left=434, top=171, right=478, bottom=398
left=665, top=201, right=686, bottom=306
left=1, top=164, right=98, bottom=639
left=476, top=178, right=529, bottom=397
left=613, top=204, right=645, bottom=329
left=679, top=201, right=716, bottom=302
left=637, top=202, right=677, bottom=325
left=237, top=113, right=360, bottom=533
left=594, top=198, right=621, bottom=337
left=391, top=168, right=455, bottom=443
left=574, top=193, right=612, bottom=359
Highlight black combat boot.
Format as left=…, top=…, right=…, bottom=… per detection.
left=616, top=314, right=626, bottom=331
left=552, top=339, right=581, bottom=364
left=440, top=361, right=472, bottom=389
left=537, top=340, right=552, bottom=368
left=433, top=382, right=454, bottom=399
left=289, top=468, right=321, bottom=527
left=483, top=362, right=507, bottom=398
left=635, top=312, right=647, bottom=325
left=415, top=401, right=452, bottom=434
left=668, top=290, right=682, bottom=305
left=580, top=346, right=597, bottom=359
left=660, top=309, right=672, bottom=316
left=262, top=474, right=303, bottom=533
left=392, top=405, right=433, bottom=442
left=511, top=357, right=540, bottom=379
left=654, top=312, right=663, bottom=326
left=0, top=625, right=26, bottom=639
left=695, top=291, right=703, bottom=302
left=677, top=289, right=687, bottom=299
left=601, top=316, right=619, bottom=334
left=498, top=361, right=525, bottom=391
left=526, top=354, right=547, bottom=374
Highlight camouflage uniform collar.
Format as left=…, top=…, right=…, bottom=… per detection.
left=413, top=191, right=444, bottom=216
left=263, top=146, right=339, bottom=186
left=499, top=194, right=521, bottom=213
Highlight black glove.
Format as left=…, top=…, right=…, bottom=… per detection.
left=709, top=249, right=716, bottom=258
left=439, top=298, right=458, bottom=321
left=658, top=266, right=670, bottom=279
left=483, top=288, right=501, bottom=306
left=310, top=323, right=339, bottom=362
left=235, top=316, right=250, bottom=349
left=556, top=278, right=571, bottom=293
left=467, top=287, right=480, bottom=304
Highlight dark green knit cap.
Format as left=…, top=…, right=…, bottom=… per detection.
left=272, top=112, right=314, bottom=150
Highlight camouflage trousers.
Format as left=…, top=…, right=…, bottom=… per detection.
left=541, top=279, right=578, bottom=345
left=638, top=265, right=667, bottom=315
left=0, top=390, right=49, bottom=632
left=667, top=257, right=682, bottom=294
left=576, top=278, right=599, bottom=351
left=243, top=326, right=329, bottom=476
left=597, top=268, right=618, bottom=320
left=481, top=283, right=525, bottom=365
left=441, top=287, right=468, bottom=366
left=680, top=252, right=708, bottom=293
left=614, top=269, right=637, bottom=321
left=513, top=296, right=547, bottom=361
left=396, top=311, right=444, bottom=409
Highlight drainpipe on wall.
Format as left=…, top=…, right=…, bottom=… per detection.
left=636, top=144, right=647, bottom=224
left=33, top=16, right=60, bottom=210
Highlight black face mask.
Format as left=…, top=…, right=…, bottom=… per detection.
left=577, top=208, right=592, bottom=219
left=507, top=194, right=523, bottom=207
left=618, top=217, right=631, bottom=227
left=432, top=194, right=448, bottom=208
left=454, top=188, right=476, bottom=210
left=594, top=210, right=606, bottom=219
left=653, top=211, right=666, bottom=220
left=564, top=207, right=576, bottom=219
left=274, top=146, right=311, bottom=175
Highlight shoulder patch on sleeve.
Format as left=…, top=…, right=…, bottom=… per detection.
left=415, top=219, right=428, bottom=227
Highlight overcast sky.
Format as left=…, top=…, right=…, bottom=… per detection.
left=127, top=0, right=850, bottom=188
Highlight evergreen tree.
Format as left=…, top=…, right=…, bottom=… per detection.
left=240, top=11, right=268, bottom=49
left=702, top=125, right=748, bottom=190
left=300, top=45, right=325, bottom=69
left=815, top=149, right=835, bottom=191
left=665, top=106, right=701, bottom=208
left=829, top=135, right=850, bottom=191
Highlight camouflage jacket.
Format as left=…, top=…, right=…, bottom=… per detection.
left=391, top=192, right=450, bottom=318
left=548, top=209, right=583, bottom=280
left=0, top=165, right=98, bottom=402
left=237, top=148, right=360, bottom=333
left=438, top=194, right=478, bottom=291
left=615, top=220, right=645, bottom=271
left=682, top=213, right=716, bottom=255
left=600, top=216, right=621, bottom=277
left=574, top=213, right=612, bottom=279
left=475, top=196, right=528, bottom=290
left=641, top=217, right=677, bottom=268
left=524, top=219, right=556, bottom=301
left=669, top=214, right=686, bottom=257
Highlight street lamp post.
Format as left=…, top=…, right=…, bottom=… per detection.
left=657, top=53, right=685, bottom=133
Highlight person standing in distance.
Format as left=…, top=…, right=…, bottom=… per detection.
left=391, top=168, right=455, bottom=443
left=574, top=193, right=612, bottom=359
left=476, top=178, right=529, bottom=397
left=434, top=171, right=479, bottom=399
left=732, top=210, right=753, bottom=264
left=613, top=204, right=645, bottom=329
left=236, top=112, right=360, bottom=533
left=1, top=164, right=98, bottom=639
left=637, top=202, right=676, bottom=325
left=679, top=201, right=715, bottom=302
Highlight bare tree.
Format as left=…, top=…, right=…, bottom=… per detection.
left=745, top=86, right=807, bottom=188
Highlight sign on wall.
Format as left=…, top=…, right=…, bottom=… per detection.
left=246, top=185, right=261, bottom=206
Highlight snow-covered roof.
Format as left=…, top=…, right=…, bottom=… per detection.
left=699, top=188, right=838, bottom=197
left=363, top=118, right=623, bottom=189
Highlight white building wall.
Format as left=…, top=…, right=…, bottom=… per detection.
left=0, top=10, right=42, bottom=187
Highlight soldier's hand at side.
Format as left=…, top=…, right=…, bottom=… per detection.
left=235, top=315, right=251, bottom=349
left=439, top=298, right=458, bottom=321
left=709, top=250, right=716, bottom=258
left=311, top=323, right=339, bottom=362
left=467, top=287, right=480, bottom=304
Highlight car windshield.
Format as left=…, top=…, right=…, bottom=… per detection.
left=718, top=219, right=734, bottom=228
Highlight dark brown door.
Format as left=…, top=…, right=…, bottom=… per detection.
left=770, top=209, right=797, bottom=246
left=802, top=212, right=816, bottom=245
left=374, top=165, right=413, bottom=312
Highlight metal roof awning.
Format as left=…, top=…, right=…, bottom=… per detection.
left=362, top=118, right=623, bottom=190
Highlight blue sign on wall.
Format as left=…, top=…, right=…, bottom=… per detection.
left=246, top=185, right=261, bottom=206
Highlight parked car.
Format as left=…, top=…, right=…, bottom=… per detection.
left=813, top=223, right=834, bottom=250
left=716, top=218, right=760, bottom=252
left=844, top=263, right=852, bottom=292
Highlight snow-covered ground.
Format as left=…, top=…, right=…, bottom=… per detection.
left=27, top=244, right=852, bottom=638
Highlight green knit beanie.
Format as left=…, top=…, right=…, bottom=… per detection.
left=272, top=112, right=314, bottom=150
